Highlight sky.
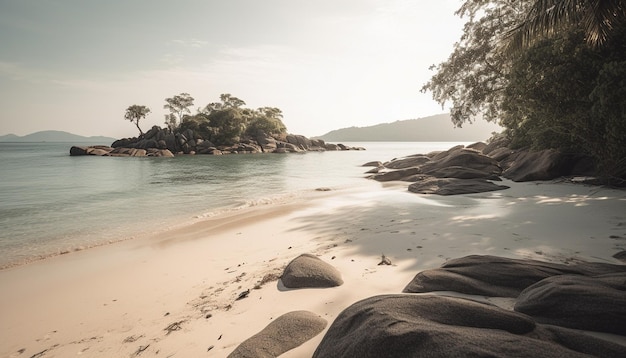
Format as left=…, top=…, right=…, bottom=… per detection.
left=0, top=0, right=467, bottom=138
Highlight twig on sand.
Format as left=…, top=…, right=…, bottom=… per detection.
left=164, top=320, right=185, bottom=335
left=131, top=344, right=150, bottom=357
left=378, top=254, right=392, bottom=266
left=30, top=349, right=48, bottom=358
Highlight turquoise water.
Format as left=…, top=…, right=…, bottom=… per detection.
left=0, top=141, right=465, bottom=268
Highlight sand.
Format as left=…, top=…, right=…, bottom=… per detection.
left=1, top=179, right=625, bottom=357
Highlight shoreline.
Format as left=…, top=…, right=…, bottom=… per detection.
left=1, top=179, right=625, bottom=357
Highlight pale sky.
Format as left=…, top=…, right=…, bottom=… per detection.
left=0, top=0, right=466, bottom=138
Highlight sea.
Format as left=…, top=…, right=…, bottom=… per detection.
left=0, top=141, right=468, bottom=269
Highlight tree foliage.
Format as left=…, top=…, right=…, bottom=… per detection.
left=177, top=94, right=288, bottom=146
left=424, top=0, right=626, bottom=177
left=504, top=0, right=626, bottom=52
left=421, top=0, right=530, bottom=127
left=124, top=105, right=151, bottom=136
left=163, top=93, right=194, bottom=132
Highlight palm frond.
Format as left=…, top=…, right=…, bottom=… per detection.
left=501, top=0, right=626, bottom=54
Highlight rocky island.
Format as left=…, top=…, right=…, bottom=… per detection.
left=70, top=125, right=363, bottom=157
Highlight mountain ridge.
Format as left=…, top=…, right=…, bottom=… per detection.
left=0, top=130, right=116, bottom=144
left=316, top=114, right=501, bottom=142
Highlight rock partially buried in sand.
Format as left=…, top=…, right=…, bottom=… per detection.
left=403, top=255, right=626, bottom=297
left=227, top=310, right=327, bottom=358
left=313, top=294, right=626, bottom=358
left=408, top=178, right=509, bottom=195
left=281, top=254, right=343, bottom=288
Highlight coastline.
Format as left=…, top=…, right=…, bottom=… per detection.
left=1, top=179, right=625, bottom=357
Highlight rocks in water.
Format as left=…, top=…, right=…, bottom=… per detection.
left=313, top=294, right=626, bottom=358
left=408, top=178, right=509, bottom=196
left=228, top=310, right=327, bottom=358
left=515, top=273, right=626, bottom=335
left=403, top=255, right=626, bottom=297
left=364, top=134, right=614, bottom=195
left=72, top=126, right=357, bottom=157
left=281, top=254, right=343, bottom=289
left=69, top=145, right=174, bottom=157
left=367, top=144, right=509, bottom=195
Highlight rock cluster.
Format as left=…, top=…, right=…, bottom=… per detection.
left=365, top=135, right=601, bottom=195
left=70, top=126, right=363, bottom=157
left=313, top=255, right=626, bottom=358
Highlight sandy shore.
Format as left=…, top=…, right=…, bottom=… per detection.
left=1, top=179, right=625, bottom=357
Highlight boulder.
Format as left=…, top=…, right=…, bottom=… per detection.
left=482, top=133, right=511, bottom=155
left=614, top=250, right=626, bottom=263
left=408, top=178, right=509, bottom=195
left=487, top=146, right=515, bottom=162
left=515, top=273, right=626, bottom=335
left=69, top=146, right=88, bottom=156
left=143, top=125, right=160, bottom=140
left=281, top=254, right=343, bottom=288
left=325, top=143, right=339, bottom=151
left=383, top=155, right=431, bottom=169
left=403, top=255, right=626, bottom=297
left=313, top=294, right=626, bottom=358
left=502, top=149, right=567, bottom=182
left=466, top=141, right=487, bottom=151
left=129, top=148, right=147, bottom=157
left=257, top=133, right=278, bottom=152
left=420, top=148, right=502, bottom=175
left=228, top=311, right=327, bottom=358
left=369, top=167, right=421, bottom=182
left=422, top=166, right=501, bottom=180
left=429, top=144, right=465, bottom=160
left=86, top=147, right=113, bottom=156
left=362, top=161, right=383, bottom=167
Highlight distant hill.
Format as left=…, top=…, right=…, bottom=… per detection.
left=317, top=114, right=502, bottom=142
left=0, top=130, right=116, bottom=144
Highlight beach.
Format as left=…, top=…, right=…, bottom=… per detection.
left=1, top=179, right=625, bottom=357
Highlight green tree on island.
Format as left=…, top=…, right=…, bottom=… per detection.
left=124, top=105, right=151, bottom=136
left=176, top=93, right=288, bottom=146
left=423, top=0, right=626, bottom=178
left=163, top=93, right=195, bottom=132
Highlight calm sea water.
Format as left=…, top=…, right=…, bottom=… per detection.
left=0, top=141, right=466, bottom=268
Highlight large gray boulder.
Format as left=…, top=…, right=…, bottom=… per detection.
left=281, top=254, right=343, bottom=288
left=228, top=311, right=327, bottom=358
left=503, top=149, right=567, bottom=181
left=408, top=178, right=509, bottom=195
left=369, top=167, right=421, bottom=182
left=403, top=255, right=626, bottom=297
left=515, top=273, right=626, bottom=335
left=313, top=294, right=626, bottom=358
left=383, top=155, right=431, bottom=169
left=420, top=148, right=502, bottom=175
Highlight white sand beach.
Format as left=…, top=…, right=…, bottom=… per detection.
left=1, top=179, right=625, bottom=357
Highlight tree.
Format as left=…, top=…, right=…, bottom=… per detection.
left=202, top=93, right=246, bottom=114
left=501, top=18, right=626, bottom=177
left=124, top=105, right=151, bottom=136
left=421, top=0, right=531, bottom=127
left=245, top=107, right=287, bottom=137
left=504, top=0, right=626, bottom=52
left=163, top=93, right=194, bottom=132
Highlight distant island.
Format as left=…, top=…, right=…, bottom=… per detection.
left=316, top=114, right=502, bottom=142
left=0, top=130, right=117, bottom=144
